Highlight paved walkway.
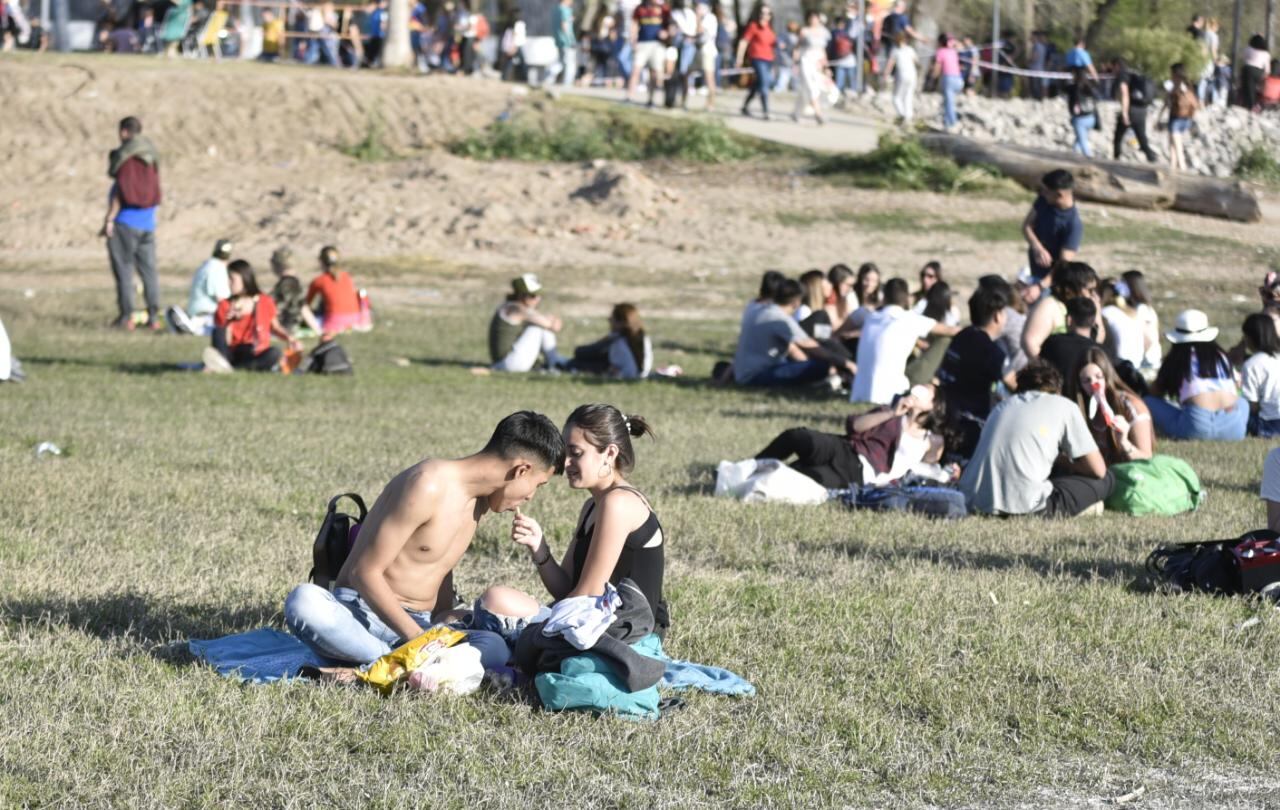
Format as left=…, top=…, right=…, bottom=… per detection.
left=556, top=83, right=885, bottom=155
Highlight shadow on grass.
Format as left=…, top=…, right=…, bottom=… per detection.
left=22, top=355, right=196, bottom=376
left=655, top=339, right=730, bottom=358
left=662, top=462, right=719, bottom=497
left=802, top=537, right=1149, bottom=585
left=411, top=356, right=488, bottom=370
left=1, top=591, right=280, bottom=654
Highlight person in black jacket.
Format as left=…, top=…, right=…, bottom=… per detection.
left=1112, top=58, right=1158, bottom=162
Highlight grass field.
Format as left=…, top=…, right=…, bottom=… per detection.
left=3, top=258, right=1280, bottom=809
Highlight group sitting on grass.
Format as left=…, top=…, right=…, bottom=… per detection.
left=284, top=405, right=668, bottom=693
left=166, top=241, right=368, bottom=374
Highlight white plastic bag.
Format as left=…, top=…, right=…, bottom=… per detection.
left=404, top=642, right=484, bottom=695
left=715, top=459, right=830, bottom=505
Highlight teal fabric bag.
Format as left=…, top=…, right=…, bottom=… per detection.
left=534, top=635, right=665, bottom=720
left=1105, top=454, right=1204, bottom=516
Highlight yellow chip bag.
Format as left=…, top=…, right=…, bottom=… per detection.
left=357, top=625, right=466, bottom=696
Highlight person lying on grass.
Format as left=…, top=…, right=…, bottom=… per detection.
left=283, top=411, right=565, bottom=673
left=471, top=404, right=670, bottom=647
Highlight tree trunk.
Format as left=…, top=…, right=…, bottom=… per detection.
left=1083, top=0, right=1122, bottom=49
left=919, top=133, right=1263, bottom=222
left=383, top=0, right=413, bottom=68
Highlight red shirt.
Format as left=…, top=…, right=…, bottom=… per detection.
left=307, top=270, right=359, bottom=317
left=742, top=21, right=776, bottom=62
left=215, top=295, right=277, bottom=354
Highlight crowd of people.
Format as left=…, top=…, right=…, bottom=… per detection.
left=733, top=167, right=1280, bottom=519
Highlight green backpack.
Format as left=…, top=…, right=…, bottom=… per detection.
left=1105, top=455, right=1204, bottom=516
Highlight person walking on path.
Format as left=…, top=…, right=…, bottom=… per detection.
left=1160, top=62, right=1198, bottom=171
left=101, top=116, right=162, bottom=331
left=884, top=32, right=919, bottom=125
left=929, top=33, right=963, bottom=131
left=1065, top=67, right=1099, bottom=158
left=736, top=4, right=776, bottom=120
left=791, top=11, right=829, bottom=125
left=1112, top=58, right=1158, bottom=162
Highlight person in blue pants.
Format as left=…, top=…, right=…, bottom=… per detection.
left=1143, top=310, right=1248, bottom=441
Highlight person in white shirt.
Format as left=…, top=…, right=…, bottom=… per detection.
left=851, top=278, right=959, bottom=404
left=569, top=303, right=654, bottom=380
left=0, top=315, right=24, bottom=383
left=884, top=33, right=919, bottom=123
left=692, top=1, right=718, bottom=109
left=791, top=11, right=830, bottom=125
left=1242, top=313, right=1280, bottom=437
left=169, top=239, right=233, bottom=336
left=1100, top=277, right=1146, bottom=369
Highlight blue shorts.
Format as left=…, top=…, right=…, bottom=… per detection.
left=1169, top=117, right=1192, bottom=134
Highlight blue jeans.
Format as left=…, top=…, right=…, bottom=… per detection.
left=743, top=58, right=772, bottom=115
left=1250, top=412, right=1280, bottom=437
left=1143, top=396, right=1248, bottom=441
left=1072, top=114, right=1096, bottom=157
left=284, top=583, right=510, bottom=670
left=745, top=359, right=829, bottom=387
left=834, top=64, right=858, bottom=94
left=941, top=74, right=963, bottom=129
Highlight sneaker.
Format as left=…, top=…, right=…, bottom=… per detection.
left=201, top=347, right=233, bottom=374
left=110, top=317, right=135, bottom=332
left=167, top=305, right=196, bottom=336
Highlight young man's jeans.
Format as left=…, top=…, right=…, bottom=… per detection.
left=1248, top=412, right=1280, bottom=438
left=941, top=74, right=963, bottom=129
left=744, top=358, right=829, bottom=387
left=1071, top=113, right=1096, bottom=157
left=107, top=221, right=159, bottom=323
left=1143, top=396, right=1248, bottom=441
left=834, top=64, right=858, bottom=95
left=284, top=583, right=510, bottom=670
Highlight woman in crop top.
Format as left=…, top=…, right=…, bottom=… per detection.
left=500, top=404, right=669, bottom=635
left=1143, top=309, right=1246, bottom=441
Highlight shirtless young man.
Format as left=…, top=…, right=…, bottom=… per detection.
left=283, top=411, right=565, bottom=670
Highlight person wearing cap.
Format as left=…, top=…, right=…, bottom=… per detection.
left=1022, top=169, right=1083, bottom=287
left=960, top=361, right=1113, bottom=518
left=306, top=246, right=361, bottom=339
left=268, top=247, right=321, bottom=337
left=756, top=385, right=947, bottom=490
left=169, top=239, right=233, bottom=336
left=487, top=274, right=570, bottom=373
left=1143, top=309, right=1247, bottom=441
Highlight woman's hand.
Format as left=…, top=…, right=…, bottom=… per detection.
left=511, top=507, right=544, bottom=553
left=1110, top=414, right=1131, bottom=439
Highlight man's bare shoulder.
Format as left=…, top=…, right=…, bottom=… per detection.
left=394, top=458, right=471, bottom=501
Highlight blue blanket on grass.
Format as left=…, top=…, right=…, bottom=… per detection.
left=188, top=628, right=756, bottom=697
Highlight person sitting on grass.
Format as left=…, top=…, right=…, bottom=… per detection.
left=202, top=260, right=300, bottom=374
left=795, top=269, right=829, bottom=324
left=1067, top=347, right=1154, bottom=465
left=306, top=246, right=361, bottom=338
left=936, top=283, right=1016, bottom=460
left=959, top=360, right=1114, bottom=518
left=568, top=303, right=654, bottom=380
left=486, top=405, right=668, bottom=639
left=756, top=384, right=949, bottom=489
left=1260, top=445, right=1280, bottom=533
left=1143, top=309, right=1246, bottom=441
left=283, top=411, right=564, bottom=670
left=907, top=280, right=960, bottom=386
left=732, top=278, right=856, bottom=387
left=169, top=238, right=232, bottom=336
left=851, top=277, right=959, bottom=404
left=1039, top=296, right=1107, bottom=384
left=1022, top=260, right=1104, bottom=361
left=485, top=274, right=570, bottom=373
left=837, top=262, right=882, bottom=359
left=0, top=315, right=24, bottom=384
left=268, top=246, right=321, bottom=338
left=1240, top=312, right=1280, bottom=437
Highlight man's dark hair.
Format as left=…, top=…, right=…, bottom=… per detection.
left=882, top=278, right=911, bottom=309
left=482, top=411, right=565, bottom=473
left=773, top=278, right=804, bottom=307
left=758, top=270, right=785, bottom=300
left=977, top=274, right=1013, bottom=298
left=1065, top=296, right=1097, bottom=329
left=1016, top=361, right=1062, bottom=394
left=119, top=116, right=142, bottom=136
left=968, top=285, right=1008, bottom=327
left=1051, top=260, right=1098, bottom=302
left=1249, top=34, right=1268, bottom=51
left=1042, top=168, right=1074, bottom=191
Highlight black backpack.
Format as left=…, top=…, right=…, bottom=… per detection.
left=1126, top=71, right=1156, bottom=107
left=309, top=493, right=368, bottom=590
left=308, top=340, right=353, bottom=375
left=1146, top=529, right=1280, bottom=598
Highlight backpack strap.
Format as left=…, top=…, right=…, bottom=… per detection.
left=328, top=492, right=368, bottom=522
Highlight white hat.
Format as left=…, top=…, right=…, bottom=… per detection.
left=1015, top=266, right=1037, bottom=286
left=1166, top=309, right=1219, bottom=344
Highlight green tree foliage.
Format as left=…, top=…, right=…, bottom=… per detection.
left=1099, top=26, right=1208, bottom=80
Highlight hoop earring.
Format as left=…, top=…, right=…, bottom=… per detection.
left=598, top=462, right=612, bottom=478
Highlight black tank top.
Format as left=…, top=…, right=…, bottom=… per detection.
left=570, top=487, right=669, bottom=635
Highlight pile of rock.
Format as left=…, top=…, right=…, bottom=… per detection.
left=846, top=89, right=1280, bottom=178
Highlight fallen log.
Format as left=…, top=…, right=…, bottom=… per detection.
left=919, top=133, right=1263, bottom=223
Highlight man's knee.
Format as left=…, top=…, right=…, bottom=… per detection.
left=284, top=583, right=337, bottom=631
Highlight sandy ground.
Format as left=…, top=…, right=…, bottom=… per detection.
left=2, top=52, right=1277, bottom=319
